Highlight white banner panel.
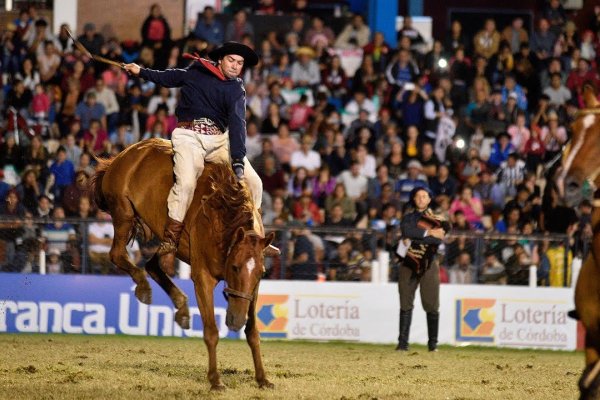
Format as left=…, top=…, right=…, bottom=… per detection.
left=258, top=281, right=577, bottom=350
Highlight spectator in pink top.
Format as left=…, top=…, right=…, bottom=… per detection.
left=450, top=186, right=484, bottom=229
left=31, top=83, right=50, bottom=119
left=287, top=94, right=314, bottom=131
left=507, top=110, right=530, bottom=152
left=271, top=123, right=300, bottom=169
left=101, top=64, right=128, bottom=92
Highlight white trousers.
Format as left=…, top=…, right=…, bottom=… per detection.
left=167, top=127, right=263, bottom=223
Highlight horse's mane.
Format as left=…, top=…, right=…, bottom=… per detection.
left=200, top=163, right=255, bottom=242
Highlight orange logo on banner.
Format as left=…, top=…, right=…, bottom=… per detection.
left=456, top=298, right=496, bottom=343
left=256, top=295, right=289, bottom=338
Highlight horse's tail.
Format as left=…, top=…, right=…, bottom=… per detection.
left=89, top=155, right=114, bottom=212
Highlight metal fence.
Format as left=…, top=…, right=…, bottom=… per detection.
left=0, top=216, right=578, bottom=288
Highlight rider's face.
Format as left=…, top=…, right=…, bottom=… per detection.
left=219, top=54, right=245, bottom=79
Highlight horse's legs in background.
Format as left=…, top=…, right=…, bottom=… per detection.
left=108, top=200, right=152, bottom=304
left=244, top=284, right=273, bottom=389
left=192, top=269, right=224, bottom=390
left=577, top=256, right=600, bottom=365
left=586, top=333, right=600, bottom=369
left=144, top=253, right=190, bottom=329
left=575, top=254, right=600, bottom=399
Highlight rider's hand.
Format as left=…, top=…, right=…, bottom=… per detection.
left=232, top=159, right=244, bottom=182
left=123, top=63, right=141, bottom=76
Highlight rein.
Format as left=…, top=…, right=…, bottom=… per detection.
left=223, top=286, right=255, bottom=302
left=565, top=107, right=600, bottom=200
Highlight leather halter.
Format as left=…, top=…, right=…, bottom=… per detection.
left=223, top=286, right=255, bottom=302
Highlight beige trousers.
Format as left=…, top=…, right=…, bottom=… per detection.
left=167, top=127, right=263, bottom=223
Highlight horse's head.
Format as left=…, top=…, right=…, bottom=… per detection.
left=557, top=85, right=600, bottom=207
left=223, top=227, right=275, bottom=331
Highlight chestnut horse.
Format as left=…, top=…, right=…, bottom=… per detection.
left=557, top=86, right=600, bottom=399
left=89, top=138, right=275, bottom=390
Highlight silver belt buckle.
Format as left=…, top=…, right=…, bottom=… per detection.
left=194, top=118, right=214, bottom=126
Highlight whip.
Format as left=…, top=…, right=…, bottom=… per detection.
left=66, top=29, right=125, bottom=69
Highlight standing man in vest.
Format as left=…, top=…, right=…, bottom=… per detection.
left=124, top=42, right=279, bottom=274
left=396, top=186, right=448, bottom=352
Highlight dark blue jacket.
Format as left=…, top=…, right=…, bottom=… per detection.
left=139, top=62, right=247, bottom=160
left=401, top=209, right=443, bottom=246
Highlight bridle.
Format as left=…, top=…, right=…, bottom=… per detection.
left=223, top=285, right=255, bottom=302
left=222, top=229, right=263, bottom=303
left=557, top=106, right=600, bottom=204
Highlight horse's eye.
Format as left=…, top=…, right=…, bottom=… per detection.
left=232, top=265, right=241, bottom=273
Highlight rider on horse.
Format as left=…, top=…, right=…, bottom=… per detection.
left=124, top=42, right=279, bottom=274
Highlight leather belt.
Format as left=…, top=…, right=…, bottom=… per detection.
left=177, top=119, right=224, bottom=135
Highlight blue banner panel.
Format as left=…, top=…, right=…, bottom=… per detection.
left=0, top=273, right=240, bottom=338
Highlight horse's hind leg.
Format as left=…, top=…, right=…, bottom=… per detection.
left=144, top=253, right=190, bottom=329
left=108, top=201, right=152, bottom=304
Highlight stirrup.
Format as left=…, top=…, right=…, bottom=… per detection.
left=264, top=244, right=281, bottom=257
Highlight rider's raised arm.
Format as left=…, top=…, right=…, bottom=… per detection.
left=227, top=85, right=247, bottom=163
left=139, top=67, right=187, bottom=88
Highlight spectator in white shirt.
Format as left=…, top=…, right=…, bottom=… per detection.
left=356, top=144, right=376, bottom=178
left=146, top=86, right=177, bottom=115
left=86, top=78, right=120, bottom=132
left=343, top=89, right=377, bottom=126
left=448, top=251, right=477, bottom=284
left=543, top=72, right=571, bottom=107
left=291, top=47, right=321, bottom=88
left=291, top=135, right=322, bottom=177
left=88, top=209, right=114, bottom=274
left=338, top=161, right=368, bottom=201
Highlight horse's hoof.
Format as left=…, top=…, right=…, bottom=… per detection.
left=258, top=379, right=274, bottom=389
left=135, top=285, right=152, bottom=305
left=175, top=308, right=190, bottom=329
left=568, top=309, right=580, bottom=320
left=210, top=383, right=226, bottom=391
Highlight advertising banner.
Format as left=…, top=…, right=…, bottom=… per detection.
left=0, top=274, right=578, bottom=350
left=446, top=285, right=577, bottom=350
left=0, top=273, right=239, bottom=339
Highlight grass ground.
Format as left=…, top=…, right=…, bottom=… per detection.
left=0, top=334, right=582, bottom=400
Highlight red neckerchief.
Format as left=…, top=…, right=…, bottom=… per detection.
left=183, top=53, right=226, bottom=81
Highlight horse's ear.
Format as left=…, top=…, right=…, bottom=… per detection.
left=583, top=84, right=600, bottom=108
left=234, top=226, right=246, bottom=243
left=263, top=231, right=275, bottom=248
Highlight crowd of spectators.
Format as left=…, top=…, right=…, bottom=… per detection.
left=0, top=1, right=598, bottom=284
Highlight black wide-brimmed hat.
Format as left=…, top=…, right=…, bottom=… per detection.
left=208, top=42, right=259, bottom=67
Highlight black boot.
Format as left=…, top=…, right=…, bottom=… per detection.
left=395, top=309, right=412, bottom=351
left=427, top=311, right=439, bottom=352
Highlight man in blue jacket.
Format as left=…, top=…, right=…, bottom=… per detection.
left=124, top=42, right=277, bottom=274
left=397, top=187, right=448, bottom=352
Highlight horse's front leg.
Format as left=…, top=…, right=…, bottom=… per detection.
left=245, top=285, right=273, bottom=389
left=192, top=271, right=224, bottom=391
